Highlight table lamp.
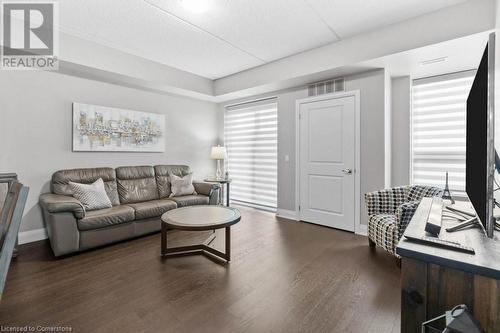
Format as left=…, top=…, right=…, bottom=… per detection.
left=211, top=145, right=227, bottom=179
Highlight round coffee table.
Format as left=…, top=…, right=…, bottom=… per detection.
left=160, top=205, right=241, bottom=263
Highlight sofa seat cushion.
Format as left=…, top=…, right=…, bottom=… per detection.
left=126, top=199, right=177, bottom=220
left=170, top=195, right=209, bottom=207
left=77, top=205, right=135, bottom=231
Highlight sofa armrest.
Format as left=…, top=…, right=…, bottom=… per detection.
left=39, top=193, right=85, bottom=219
left=395, top=200, right=420, bottom=239
left=193, top=181, right=221, bottom=205
left=43, top=211, right=80, bottom=257
left=193, top=181, right=220, bottom=196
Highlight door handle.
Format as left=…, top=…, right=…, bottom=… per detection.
left=342, top=168, right=353, bottom=175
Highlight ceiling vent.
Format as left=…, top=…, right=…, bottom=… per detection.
left=308, top=78, right=345, bottom=97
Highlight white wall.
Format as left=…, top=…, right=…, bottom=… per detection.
left=495, top=0, right=500, bottom=153
left=0, top=71, right=219, bottom=233
left=391, top=76, right=412, bottom=187
left=345, top=70, right=387, bottom=226
left=219, top=69, right=388, bottom=227
left=384, top=71, right=392, bottom=188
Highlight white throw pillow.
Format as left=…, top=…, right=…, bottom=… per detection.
left=69, top=178, right=113, bottom=211
left=169, top=173, right=197, bottom=197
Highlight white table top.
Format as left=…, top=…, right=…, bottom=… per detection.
left=161, top=205, right=241, bottom=230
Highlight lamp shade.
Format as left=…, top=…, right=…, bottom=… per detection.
left=210, top=146, right=226, bottom=160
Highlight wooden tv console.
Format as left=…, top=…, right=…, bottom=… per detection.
left=396, top=197, right=500, bottom=332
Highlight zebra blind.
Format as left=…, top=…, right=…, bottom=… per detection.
left=225, top=98, right=278, bottom=210
left=412, top=71, right=476, bottom=192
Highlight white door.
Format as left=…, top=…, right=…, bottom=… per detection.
left=299, top=95, right=356, bottom=231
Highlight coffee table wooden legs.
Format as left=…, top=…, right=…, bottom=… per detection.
left=161, top=221, right=167, bottom=256
left=160, top=226, right=231, bottom=263
left=225, top=226, right=230, bottom=260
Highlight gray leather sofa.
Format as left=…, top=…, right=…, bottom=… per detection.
left=39, top=165, right=220, bottom=257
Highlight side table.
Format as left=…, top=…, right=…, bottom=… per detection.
left=204, top=178, right=232, bottom=207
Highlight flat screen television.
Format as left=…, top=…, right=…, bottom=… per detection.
left=466, top=32, right=496, bottom=238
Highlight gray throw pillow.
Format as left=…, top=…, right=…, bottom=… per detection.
left=169, top=173, right=197, bottom=197
left=69, top=178, right=113, bottom=211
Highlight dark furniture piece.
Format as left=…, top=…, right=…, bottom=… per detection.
left=39, top=165, right=220, bottom=257
left=364, top=185, right=443, bottom=257
left=0, top=181, right=29, bottom=300
left=0, top=173, right=18, bottom=190
left=397, top=197, right=500, bottom=333
left=204, top=178, right=232, bottom=206
left=161, top=205, right=240, bottom=263
left=0, top=174, right=19, bottom=258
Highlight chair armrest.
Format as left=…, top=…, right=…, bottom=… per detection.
left=39, top=193, right=85, bottom=219
left=193, top=181, right=220, bottom=196
left=395, top=200, right=420, bottom=239
left=364, top=186, right=409, bottom=216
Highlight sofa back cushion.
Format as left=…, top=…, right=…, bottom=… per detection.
left=116, top=166, right=159, bottom=204
left=69, top=178, right=113, bottom=211
left=154, top=165, right=191, bottom=198
left=52, top=167, right=120, bottom=206
left=408, top=185, right=443, bottom=202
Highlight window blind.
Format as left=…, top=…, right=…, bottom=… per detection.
left=224, top=98, right=278, bottom=210
left=412, top=71, right=476, bottom=192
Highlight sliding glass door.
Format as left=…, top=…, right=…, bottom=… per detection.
left=224, top=98, right=278, bottom=210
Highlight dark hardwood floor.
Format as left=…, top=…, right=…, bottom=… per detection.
left=0, top=206, right=401, bottom=333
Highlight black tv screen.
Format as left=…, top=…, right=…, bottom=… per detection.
left=466, top=44, right=489, bottom=230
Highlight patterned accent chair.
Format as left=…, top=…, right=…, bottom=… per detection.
left=364, top=185, right=443, bottom=257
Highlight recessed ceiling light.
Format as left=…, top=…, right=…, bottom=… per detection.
left=181, top=0, right=212, bottom=13
left=420, top=56, right=449, bottom=66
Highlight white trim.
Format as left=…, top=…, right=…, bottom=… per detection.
left=18, top=228, right=48, bottom=245
left=276, top=209, right=299, bottom=221
left=295, top=90, right=362, bottom=234
left=409, top=75, right=415, bottom=186
left=232, top=200, right=276, bottom=212
left=356, top=224, right=368, bottom=236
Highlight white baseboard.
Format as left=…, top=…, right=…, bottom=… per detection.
left=355, top=224, right=368, bottom=236
left=18, top=228, right=48, bottom=244
left=276, top=209, right=299, bottom=221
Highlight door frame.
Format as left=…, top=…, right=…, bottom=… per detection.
left=295, top=90, right=362, bottom=235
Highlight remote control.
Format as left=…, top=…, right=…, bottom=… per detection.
left=404, top=235, right=475, bottom=254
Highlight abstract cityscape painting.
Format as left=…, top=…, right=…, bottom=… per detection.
left=72, top=103, right=165, bottom=152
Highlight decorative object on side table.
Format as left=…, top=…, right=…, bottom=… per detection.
left=210, top=145, right=227, bottom=179
left=204, top=178, right=232, bottom=207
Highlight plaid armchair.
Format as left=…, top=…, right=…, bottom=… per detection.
left=364, top=185, right=443, bottom=257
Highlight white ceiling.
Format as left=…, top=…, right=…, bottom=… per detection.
left=58, top=0, right=468, bottom=79
left=363, top=32, right=488, bottom=80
